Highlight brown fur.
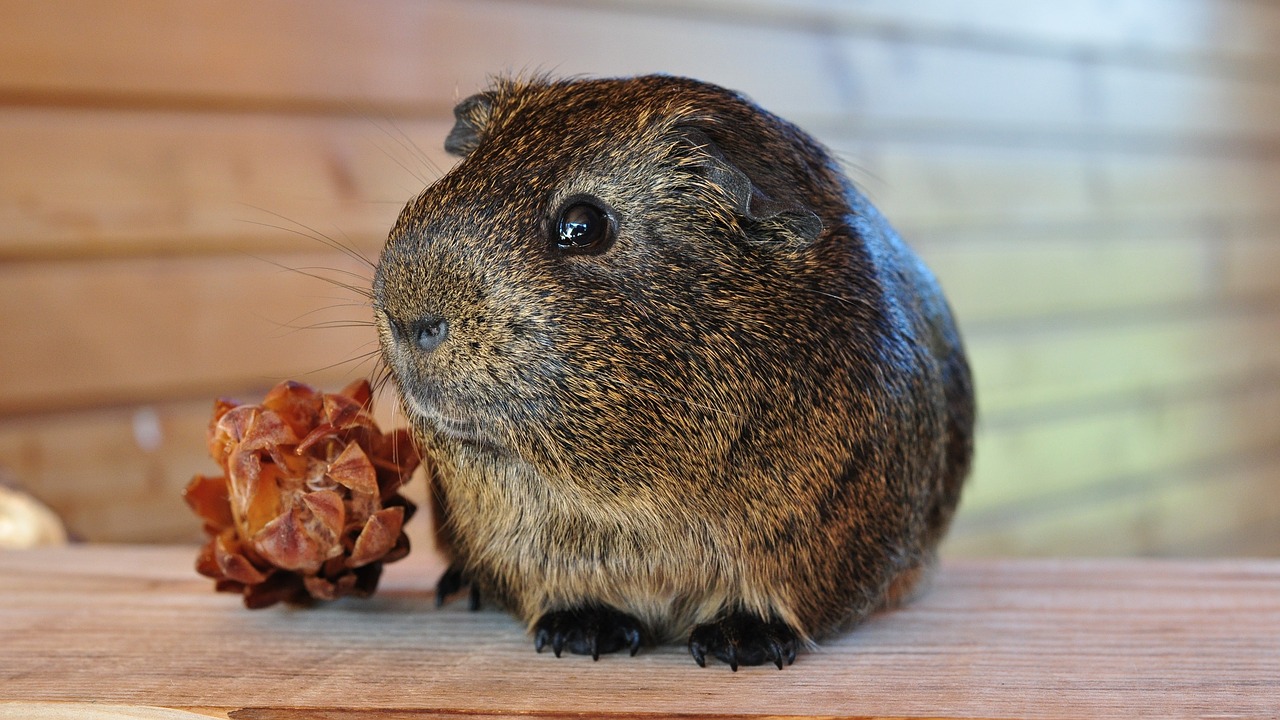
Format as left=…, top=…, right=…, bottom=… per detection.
left=373, top=75, right=974, bottom=663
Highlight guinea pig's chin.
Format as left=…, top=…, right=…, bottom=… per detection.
left=403, top=391, right=505, bottom=451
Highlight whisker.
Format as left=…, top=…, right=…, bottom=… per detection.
left=263, top=318, right=376, bottom=340
left=291, top=297, right=373, bottom=312
left=287, top=320, right=378, bottom=331
left=287, top=264, right=374, bottom=285
left=291, top=348, right=384, bottom=378
left=247, top=253, right=375, bottom=300
left=362, top=111, right=445, bottom=184
left=368, top=128, right=433, bottom=188
left=237, top=208, right=378, bottom=271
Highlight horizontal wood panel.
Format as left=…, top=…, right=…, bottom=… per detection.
left=0, top=109, right=446, bottom=259
left=0, top=0, right=841, bottom=118
left=845, top=139, right=1280, bottom=231
left=966, top=377, right=1280, bottom=512
left=967, top=309, right=1280, bottom=415
left=914, top=230, right=1217, bottom=324
left=583, top=0, right=1280, bottom=63
left=1222, top=232, right=1280, bottom=302
left=7, top=107, right=1280, bottom=260
left=946, top=451, right=1280, bottom=556
left=0, top=254, right=379, bottom=414
left=829, top=34, right=1280, bottom=141
left=5, top=0, right=1280, bottom=144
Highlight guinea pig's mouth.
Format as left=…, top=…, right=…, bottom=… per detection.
left=402, top=391, right=505, bottom=450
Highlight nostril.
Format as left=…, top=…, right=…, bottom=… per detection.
left=411, top=315, right=449, bottom=352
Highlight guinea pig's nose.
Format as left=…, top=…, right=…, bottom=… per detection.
left=409, top=314, right=449, bottom=352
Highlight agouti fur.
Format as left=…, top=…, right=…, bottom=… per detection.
left=373, top=74, right=974, bottom=670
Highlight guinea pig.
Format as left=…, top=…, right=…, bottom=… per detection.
left=372, top=74, right=974, bottom=670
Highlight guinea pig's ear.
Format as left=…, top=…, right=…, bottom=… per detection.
left=444, top=92, right=495, bottom=158
left=677, top=127, right=822, bottom=244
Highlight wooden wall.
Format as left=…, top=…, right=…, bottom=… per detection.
left=1, top=0, right=1277, bottom=556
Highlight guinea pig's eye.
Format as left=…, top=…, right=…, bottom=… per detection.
left=552, top=197, right=615, bottom=255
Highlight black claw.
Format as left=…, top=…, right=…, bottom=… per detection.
left=690, top=640, right=707, bottom=667
left=768, top=638, right=785, bottom=670
left=687, top=612, right=799, bottom=670
left=532, top=605, right=648, bottom=661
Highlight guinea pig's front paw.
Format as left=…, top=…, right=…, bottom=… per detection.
left=533, top=605, right=646, bottom=661
left=688, top=612, right=798, bottom=671
left=435, top=563, right=481, bottom=610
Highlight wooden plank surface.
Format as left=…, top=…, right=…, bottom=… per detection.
left=0, top=546, right=1277, bottom=719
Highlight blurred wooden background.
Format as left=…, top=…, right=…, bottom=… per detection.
left=1, top=0, right=1277, bottom=556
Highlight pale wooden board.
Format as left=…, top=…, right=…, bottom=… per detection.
left=946, top=450, right=1280, bottom=556
left=840, top=139, right=1280, bottom=232
left=967, top=377, right=1280, bottom=511
left=576, top=0, right=1280, bottom=63
left=1222, top=231, right=1280, bottom=302
left=913, top=228, right=1221, bottom=324
left=823, top=32, right=1280, bottom=141
left=965, top=309, right=1280, bottom=415
left=1, top=546, right=1278, bottom=718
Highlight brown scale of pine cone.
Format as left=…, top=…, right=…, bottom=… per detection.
left=184, top=379, right=421, bottom=608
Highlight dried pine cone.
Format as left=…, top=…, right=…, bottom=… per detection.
left=184, top=379, right=420, bottom=608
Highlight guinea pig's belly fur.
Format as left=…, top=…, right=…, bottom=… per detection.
left=437, top=448, right=787, bottom=642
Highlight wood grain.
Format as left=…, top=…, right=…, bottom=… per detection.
left=0, top=109, right=446, bottom=260
left=947, top=449, right=1280, bottom=556
left=0, top=253, right=379, bottom=414
left=571, top=0, right=1280, bottom=63
left=969, top=376, right=1280, bottom=509
left=1, top=546, right=1277, bottom=719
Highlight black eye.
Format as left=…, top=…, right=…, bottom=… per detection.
left=553, top=198, right=615, bottom=254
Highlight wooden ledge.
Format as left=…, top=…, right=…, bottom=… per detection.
left=1, top=546, right=1277, bottom=719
